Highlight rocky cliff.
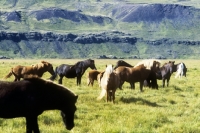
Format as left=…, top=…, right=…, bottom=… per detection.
left=1, top=2, right=200, bottom=59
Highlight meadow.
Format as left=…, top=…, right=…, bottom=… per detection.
left=0, top=59, right=199, bottom=133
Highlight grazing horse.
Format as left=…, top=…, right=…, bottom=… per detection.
left=87, top=70, right=102, bottom=86
left=97, top=64, right=120, bottom=103
left=157, top=61, right=175, bottom=87
left=0, top=77, right=78, bottom=133
left=4, top=61, right=55, bottom=81
left=115, top=64, right=153, bottom=92
left=50, top=59, right=97, bottom=85
left=113, top=60, right=133, bottom=69
left=173, top=62, right=187, bottom=78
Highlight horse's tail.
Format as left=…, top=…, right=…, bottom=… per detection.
left=4, top=68, right=13, bottom=79
left=97, top=89, right=107, bottom=100
left=49, top=67, right=58, bottom=81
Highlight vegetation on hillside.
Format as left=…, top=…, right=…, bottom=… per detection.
left=1, top=0, right=200, bottom=59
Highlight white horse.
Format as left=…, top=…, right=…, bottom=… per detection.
left=175, top=62, right=185, bottom=78
left=97, top=64, right=120, bottom=103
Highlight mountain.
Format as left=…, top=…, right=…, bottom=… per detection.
left=0, top=0, right=200, bottom=59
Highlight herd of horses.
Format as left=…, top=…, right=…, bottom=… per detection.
left=0, top=59, right=187, bottom=132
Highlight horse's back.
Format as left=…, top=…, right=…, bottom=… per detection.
left=57, top=64, right=77, bottom=78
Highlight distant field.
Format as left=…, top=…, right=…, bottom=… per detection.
left=0, top=59, right=200, bottom=133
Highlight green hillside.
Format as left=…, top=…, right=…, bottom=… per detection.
left=1, top=0, right=200, bottom=59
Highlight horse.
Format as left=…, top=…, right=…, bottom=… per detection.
left=173, top=62, right=187, bottom=78
left=50, top=59, right=97, bottom=85
left=97, top=64, right=120, bottom=103
left=4, top=61, right=55, bottom=81
left=87, top=70, right=102, bottom=86
left=113, top=60, right=133, bottom=69
left=134, top=59, right=161, bottom=89
left=115, top=64, right=153, bottom=92
left=156, top=61, right=175, bottom=87
left=0, top=77, right=78, bottom=133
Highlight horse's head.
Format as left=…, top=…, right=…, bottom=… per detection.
left=61, top=95, right=78, bottom=130
left=152, top=60, right=161, bottom=72
left=105, top=64, right=114, bottom=82
left=168, top=61, right=175, bottom=74
left=41, top=61, right=55, bottom=76
left=88, top=59, right=97, bottom=70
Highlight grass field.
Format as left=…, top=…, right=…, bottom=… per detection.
left=0, top=59, right=199, bottom=133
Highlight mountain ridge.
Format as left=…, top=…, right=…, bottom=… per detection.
left=1, top=1, right=200, bottom=59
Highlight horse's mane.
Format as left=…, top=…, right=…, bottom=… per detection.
left=134, top=59, right=161, bottom=70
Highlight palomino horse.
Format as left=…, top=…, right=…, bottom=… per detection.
left=156, top=61, right=175, bottom=87
left=4, top=61, right=55, bottom=81
left=50, top=59, right=97, bottom=85
left=0, top=77, right=78, bottom=133
left=97, top=64, right=120, bottom=103
left=173, top=62, right=187, bottom=78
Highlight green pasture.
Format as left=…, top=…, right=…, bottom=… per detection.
left=0, top=59, right=199, bottom=133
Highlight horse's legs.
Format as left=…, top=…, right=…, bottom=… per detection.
left=139, top=81, right=144, bottom=92
left=87, top=78, right=91, bottom=86
left=119, top=81, right=124, bottom=90
left=77, top=76, right=81, bottom=86
left=26, top=116, right=40, bottom=133
left=130, top=83, right=135, bottom=89
left=58, top=76, right=64, bottom=84
left=112, top=90, right=116, bottom=103
left=167, top=78, right=170, bottom=87
left=106, top=90, right=109, bottom=102
left=162, top=79, right=165, bottom=88
left=91, top=80, right=94, bottom=87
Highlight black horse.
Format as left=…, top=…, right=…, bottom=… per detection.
left=156, top=61, right=175, bottom=87
left=50, top=59, right=97, bottom=85
left=0, top=77, right=78, bottom=133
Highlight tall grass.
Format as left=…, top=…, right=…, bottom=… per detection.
left=0, top=59, right=199, bottom=133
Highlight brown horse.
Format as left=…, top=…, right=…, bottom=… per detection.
left=134, top=59, right=161, bottom=89
left=4, top=61, right=55, bottom=81
left=115, top=64, right=155, bottom=92
left=97, top=64, right=120, bottom=103
left=0, top=77, right=78, bottom=133
left=87, top=70, right=102, bottom=87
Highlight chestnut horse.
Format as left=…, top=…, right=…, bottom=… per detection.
left=4, top=61, right=55, bottom=81
left=97, top=64, right=120, bottom=103
left=0, top=77, right=78, bottom=133
left=87, top=70, right=102, bottom=87
left=50, top=59, right=97, bottom=85
left=115, top=59, right=161, bottom=91
left=134, top=59, right=161, bottom=89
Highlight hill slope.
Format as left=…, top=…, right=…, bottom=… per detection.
left=0, top=0, right=200, bottom=59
